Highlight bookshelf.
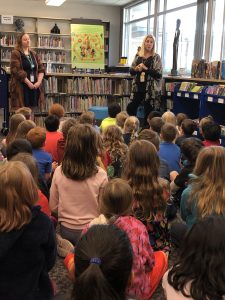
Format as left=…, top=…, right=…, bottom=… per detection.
left=34, top=73, right=132, bottom=126
left=0, top=16, right=110, bottom=73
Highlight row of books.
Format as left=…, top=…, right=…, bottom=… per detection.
left=179, top=82, right=204, bottom=93
left=37, top=50, right=66, bottom=63
left=206, top=85, right=225, bottom=96
left=38, top=36, right=65, bottom=49
left=1, top=49, right=11, bottom=60
left=0, top=34, right=17, bottom=46
left=165, top=82, right=179, bottom=92
left=191, top=59, right=221, bottom=79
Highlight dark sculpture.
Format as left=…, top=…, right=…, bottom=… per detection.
left=171, top=19, right=181, bottom=76
left=51, top=24, right=60, bottom=34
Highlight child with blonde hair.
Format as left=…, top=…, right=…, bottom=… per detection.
left=116, top=111, right=129, bottom=130
left=162, top=111, right=176, bottom=126
left=123, top=116, right=140, bottom=145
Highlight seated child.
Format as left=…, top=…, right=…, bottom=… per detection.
left=159, top=123, right=181, bottom=173
left=44, top=115, right=63, bottom=162
left=70, top=225, right=133, bottom=300
left=100, top=102, right=121, bottom=132
left=176, top=119, right=197, bottom=148
left=57, top=118, right=77, bottom=164
left=163, top=215, right=225, bottom=300
left=123, top=116, right=140, bottom=145
left=79, top=111, right=100, bottom=133
left=0, top=161, right=56, bottom=300
left=202, top=121, right=221, bottom=146
left=65, top=179, right=168, bottom=300
left=48, top=103, right=65, bottom=132
left=149, top=117, right=165, bottom=135
left=162, top=111, right=176, bottom=126
left=176, top=112, right=188, bottom=135
left=27, top=127, right=52, bottom=182
left=102, top=125, right=128, bottom=178
left=138, top=129, right=170, bottom=181
left=116, top=111, right=129, bottom=131
left=15, top=106, right=32, bottom=120
left=10, top=153, right=51, bottom=217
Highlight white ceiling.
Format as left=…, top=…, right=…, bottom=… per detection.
left=59, top=0, right=134, bottom=6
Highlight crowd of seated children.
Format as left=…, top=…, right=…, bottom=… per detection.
left=175, top=119, right=197, bottom=148
left=0, top=161, right=56, bottom=300
left=100, top=102, right=121, bottom=132
left=102, top=125, right=128, bottom=178
left=57, top=118, right=77, bottom=164
left=159, top=123, right=181, bottom=173
left=65, top=178, right=168, bottom=300
left=171, top=146, right=225, bottom=246
left=138, top=129, right=170, bottom=181
left=116, top=111, right=129, bottom=131
left=49, top=124, right=108, bottom=247
left=27, top=126, right=53, bottom=182
left=44, top=115, right=63, bottom=162
left=123, top=116, right=140, bottom=145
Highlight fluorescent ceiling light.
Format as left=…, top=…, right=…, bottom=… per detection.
left=45, top=0, right=66, bottom=6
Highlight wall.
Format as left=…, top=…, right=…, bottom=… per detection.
left=0, top=0, right=121, bottom=66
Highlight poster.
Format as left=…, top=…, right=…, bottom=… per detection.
left=71, top=24, right=105, bottom=69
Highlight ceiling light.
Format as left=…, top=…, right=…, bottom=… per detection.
left=45, top=0, right=66, bottom=6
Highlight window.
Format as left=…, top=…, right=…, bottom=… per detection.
left=123, top=0, right=197, bottom=74
left=211, top=0, right=224, bottom=61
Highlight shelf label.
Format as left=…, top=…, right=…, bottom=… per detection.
left=167, top=92, right=171, bottom=96
left=185, top=93, right=189, bottom=98
left=193, top=94, right=198, bottom=99
left=1, top=15, right=13, bottom=24
left=177, top=92, right=181, bottom=97
left=218, top=98, right=224, bottom=104
left=207, top=96, right=213, bottom=102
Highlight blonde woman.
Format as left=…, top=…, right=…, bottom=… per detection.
left=127, top=34, right=162, bottom=125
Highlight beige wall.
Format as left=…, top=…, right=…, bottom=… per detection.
left=0, top=0, right=121, bottom=66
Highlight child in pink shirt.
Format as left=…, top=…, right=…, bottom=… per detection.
left=50, top=124, right=108, bottom=246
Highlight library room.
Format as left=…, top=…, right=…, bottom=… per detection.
left=1, top=1, right=225, bottom=300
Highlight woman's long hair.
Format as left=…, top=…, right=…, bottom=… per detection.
left=139, top=34, right=156, bottom=57
left=123, top=140, right=165, bottom=220
left=72, top=224, right=133, bottom=300
left=62, top=124, right=98, bottom=180
left=168, top=215, right=225, bottom=300
left=189, top=146, right=225, bottom=218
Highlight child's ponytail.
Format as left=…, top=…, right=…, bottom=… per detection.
left=71, top=225, right=133, bottom=300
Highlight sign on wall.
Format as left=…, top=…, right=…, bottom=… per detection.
left=71, top=24, right=105, bottom=69
left=1, top=15, right=13, bottom=24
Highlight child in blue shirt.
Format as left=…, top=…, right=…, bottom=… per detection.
left=159, top=123, right=181, bottom=173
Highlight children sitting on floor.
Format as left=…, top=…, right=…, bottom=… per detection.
left=123, top=116, right=139, bottom=145
left=201, top=120, right=221, bottom=146
left=175, top=119, right=197, bottom=147
left=65, top=178, right=168, bottom=300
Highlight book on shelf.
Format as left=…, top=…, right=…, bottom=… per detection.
left=179, top=82, right=197, bottom=92
left=191, top=59, right=221, bottom=79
